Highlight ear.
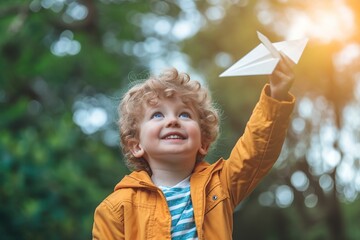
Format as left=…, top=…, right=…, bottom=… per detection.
left=199, top=143, right=209, bottom=155
left=129, top=139, right=145, bottom=158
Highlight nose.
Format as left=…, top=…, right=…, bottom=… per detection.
left=166, top=116, right=180, bottom=128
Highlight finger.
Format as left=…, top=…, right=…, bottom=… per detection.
left=271, top=68, right=294, bottom=82
left=279, top=51, right=295, bottom=68
left=275, top=57, right=294, bottom=76
left=273, top=62, right=292, bottom=78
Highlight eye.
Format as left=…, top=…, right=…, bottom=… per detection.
left=151, top=112, right=164, bottom=119
left=179, top=112, right=191, bottom=119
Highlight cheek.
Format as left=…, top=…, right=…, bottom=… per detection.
left=139, top=123, right=158, bottom=140
left=188, top=123, right=202, bottom=140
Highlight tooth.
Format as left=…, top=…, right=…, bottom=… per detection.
left=166, top=135, right=181, bottom=139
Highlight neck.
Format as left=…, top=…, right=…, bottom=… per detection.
left=150, top=164, right=194, bottom=187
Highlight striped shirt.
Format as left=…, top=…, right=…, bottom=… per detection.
left=159, top=176, right=198, bottom=240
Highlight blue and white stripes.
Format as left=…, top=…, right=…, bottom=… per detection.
left=159, top=177, right=198, bottom=240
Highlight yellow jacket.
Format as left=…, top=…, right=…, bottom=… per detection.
left=92, top=85, right=295, bottom=239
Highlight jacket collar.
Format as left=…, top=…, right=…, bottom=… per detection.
left=192, top=158, right=224, bottom=175
left=114, top=159, right=225, bottom=191
left=114, top=170, right=156, bottom=191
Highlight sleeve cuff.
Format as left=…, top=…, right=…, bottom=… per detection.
left=258, top=84, right=295, bottom=120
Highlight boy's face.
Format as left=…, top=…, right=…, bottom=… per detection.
left=130, top=96, right=208, bottom=167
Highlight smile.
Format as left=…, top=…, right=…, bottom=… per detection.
left=162, top=133, right=186, bottom=140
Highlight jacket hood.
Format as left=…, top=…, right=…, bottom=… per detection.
left=114, top=170, right=155, bottom=191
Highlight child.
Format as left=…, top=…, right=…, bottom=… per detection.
left=92, top=53, right=296, bottom=239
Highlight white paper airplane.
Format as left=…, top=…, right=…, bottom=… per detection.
left=219, top=31, right=308, bottom=77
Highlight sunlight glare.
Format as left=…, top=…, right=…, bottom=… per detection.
left=260, top=0, right=356, bottom=43
left=287, top=4, right=354, bottom=42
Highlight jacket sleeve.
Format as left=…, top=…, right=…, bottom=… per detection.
left=221, top=84, right=295, bottom=208
left=92, top=199, right=125, bottom=240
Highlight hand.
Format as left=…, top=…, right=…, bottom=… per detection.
left=268, top=52, right=295, bottom=101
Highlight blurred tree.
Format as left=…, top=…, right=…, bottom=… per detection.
left=0, top=0, right=152, bottom=239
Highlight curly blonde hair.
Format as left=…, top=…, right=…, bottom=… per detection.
left=118, top=68, right=219, bottom=174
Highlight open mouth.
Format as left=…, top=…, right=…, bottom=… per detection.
left=162, top=133, right=186, bottom=140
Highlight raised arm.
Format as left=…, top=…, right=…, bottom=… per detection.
left=221, top=54, right=296, bottom=208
